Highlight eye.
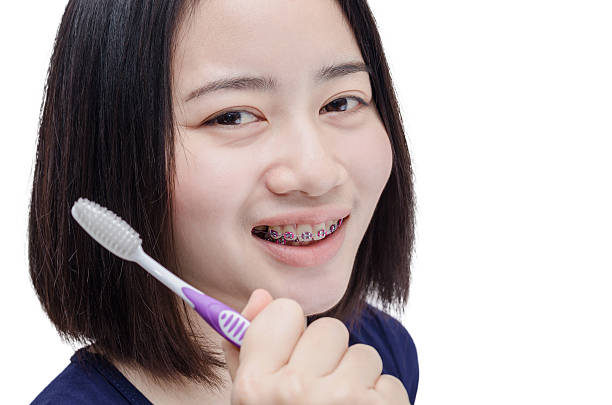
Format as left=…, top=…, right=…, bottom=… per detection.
left=320, top=96, right=368, bottom=114
left=200, top=96, right=368, bottom=129
left=201, top=110, right=259, bottom=128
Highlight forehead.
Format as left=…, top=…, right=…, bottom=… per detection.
left=172, top=0, right=364, bottom=97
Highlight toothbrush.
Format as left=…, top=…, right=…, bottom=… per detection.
left=70, top=197, right=250, bottom=348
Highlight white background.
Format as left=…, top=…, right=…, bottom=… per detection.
left=1, top=1, right=611, bottom=403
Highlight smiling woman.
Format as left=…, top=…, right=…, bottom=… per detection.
left=170, top=0, right=393, bottom=321
left=29, top=0, right=418, bottom=404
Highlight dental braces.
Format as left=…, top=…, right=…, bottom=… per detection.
left=254, top=217, right=343, bottom=245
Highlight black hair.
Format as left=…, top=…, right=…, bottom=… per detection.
left=29, top=0, right=415, bottom=387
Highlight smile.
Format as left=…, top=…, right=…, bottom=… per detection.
left=251, top=216, right=345, bottom=246
left=251, top=215, right=349, bottom=267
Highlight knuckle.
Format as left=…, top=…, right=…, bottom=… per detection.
left=274, top=367, right=307, bottom=402
left=231, top=369, right=269, bottom=405
left=382, top=373, right=404, bottom=389
left=232, top=372, right=264, bottom=405
left=327, top=383, right=380, bottom=405
left=350, top=344, right=383, bottom=372
left=328, top=380, right=355, bottom=403
left=375, top=374, right=410, bottom=402
left=308, top=317, right=349, bottom=344
left=276, top=298, right=305, bottom=320
left=359, top=390, right=385, bottom=405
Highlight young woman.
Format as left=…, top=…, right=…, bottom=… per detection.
left=30, top=0, right=418, bottom=403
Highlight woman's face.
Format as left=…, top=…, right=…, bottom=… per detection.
left=171, top=0, right=392, bottom=315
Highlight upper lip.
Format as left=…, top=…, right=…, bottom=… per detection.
left=252, top=207, right=351, bottom=227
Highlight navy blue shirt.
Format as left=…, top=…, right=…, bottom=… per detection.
left=32, top=304, right=419, bottom=404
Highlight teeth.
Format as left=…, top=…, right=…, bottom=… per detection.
left=252, top=217, right=346, bottom=246
left=269, top=225, right=282, bottom=240
left=281, top=224, right=297, bottom=241
left=296, top=224, right=314, bottom=242
left=312, top=223, right=326, bottom=241
left=325, top=220, right=338, bottom=235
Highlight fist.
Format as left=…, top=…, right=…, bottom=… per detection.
left=222, top=289, right=411, bottom=405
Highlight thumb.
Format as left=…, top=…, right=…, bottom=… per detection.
left=222, top=288, right=274, bottom=381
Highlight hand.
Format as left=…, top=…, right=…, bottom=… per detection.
left=222, top=289, right=411, bottom=405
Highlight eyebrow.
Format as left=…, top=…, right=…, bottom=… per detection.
left=184, top=61, right=372, bottom=103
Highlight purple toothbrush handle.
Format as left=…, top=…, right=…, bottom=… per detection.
left=182, top=287, right=250, bottom=348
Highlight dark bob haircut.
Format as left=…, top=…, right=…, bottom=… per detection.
left=29, top=0, right=415, bottom=387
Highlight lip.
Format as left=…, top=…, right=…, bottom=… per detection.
left=252, top=207, right=351, bottom=227
left=252, top=215, right=349, bottom=268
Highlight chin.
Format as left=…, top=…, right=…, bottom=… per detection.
left=292, top=284, right=347, bottom=316
left=298, top=255, right=357, bottom=316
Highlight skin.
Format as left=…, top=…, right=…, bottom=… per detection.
left=113, top=0, right=408, bottom=403
left=171, top=0, right=391, bottom=316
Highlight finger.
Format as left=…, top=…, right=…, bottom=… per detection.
left=329, top=343, right=383, bottom=388
left=241, top=288, right=274, bottom=320
left=239, top=298, right=306, bottom=374
left=287, top=317, right=349, bottom=380
left=374, top=374, right=411, bottom=405
left=222, top=288, right=274, bottom=381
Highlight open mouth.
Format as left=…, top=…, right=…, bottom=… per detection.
left=251, top=215, right=348, bottom=247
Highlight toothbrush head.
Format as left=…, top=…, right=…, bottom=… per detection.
left=71, top=198, right=142, bottom=261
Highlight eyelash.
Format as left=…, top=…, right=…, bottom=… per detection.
left=200, top=96, right=369, bottom=129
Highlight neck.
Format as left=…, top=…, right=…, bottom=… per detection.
left=108, top=308, right=234, bottom=405
left=112, top=359, right=233, bottom=405
left=104, top=298, right=309, bottom=404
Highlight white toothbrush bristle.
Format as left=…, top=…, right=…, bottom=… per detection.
left=71, top=198, right=142, bottom=261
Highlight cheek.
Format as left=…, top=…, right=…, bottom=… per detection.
left=172, top=140, right=246, bottom=227
left=344, top=119, right=393, bottom=194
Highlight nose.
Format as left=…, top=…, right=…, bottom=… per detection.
left=264, top=118, right=348, bottom=197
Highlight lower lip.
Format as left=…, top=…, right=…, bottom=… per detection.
left=252, top=217, right=348, bottom=268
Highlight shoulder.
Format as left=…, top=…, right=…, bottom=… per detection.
left=31, top=348, right=143, bottom=405
left=31, top=358, right=105, bottom=404
left=346, top=303, right=419, bottom=404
